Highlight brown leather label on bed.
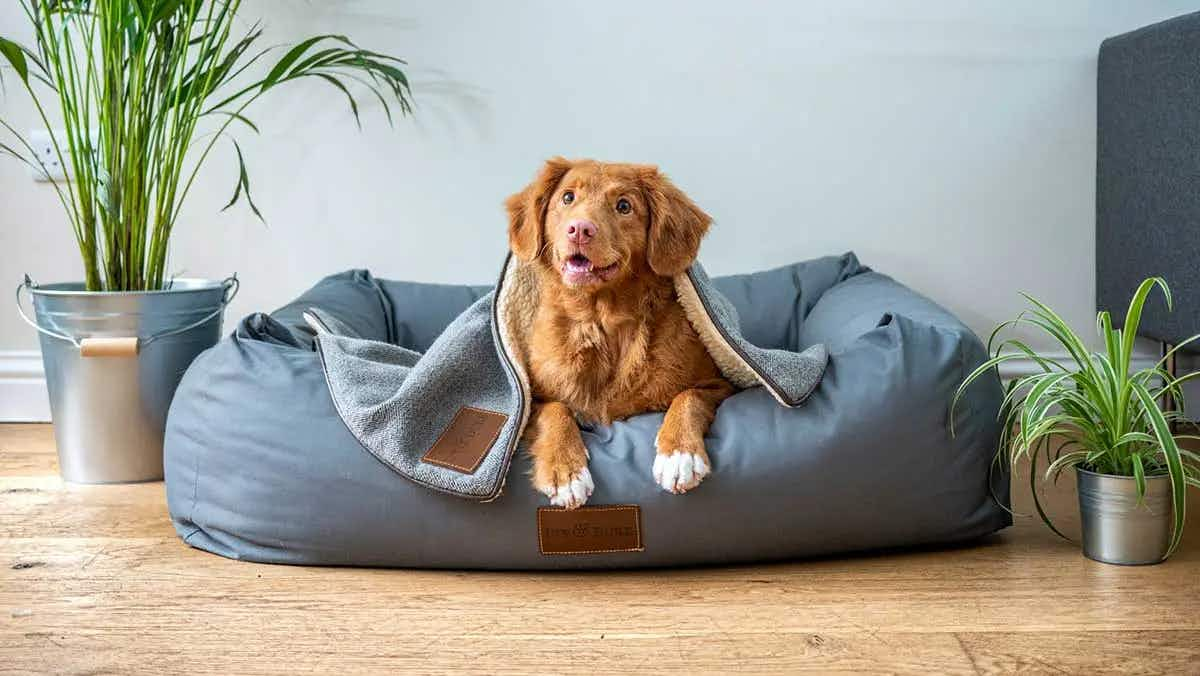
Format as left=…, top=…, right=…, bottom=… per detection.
left=421, top=406, right=507, bottom=474
left=537, top=505, right=644, bottom=555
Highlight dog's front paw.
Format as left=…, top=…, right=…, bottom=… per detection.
left=652, top=448, right=711, bottom=494
left=533, top=461, right=594, bottom=510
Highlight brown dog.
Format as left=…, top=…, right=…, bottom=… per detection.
left=505, top=157, right=735, bottom=509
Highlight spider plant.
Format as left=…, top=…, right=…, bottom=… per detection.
left=0, top=0, right=412, bottom=291
left=954, top=277, right=1200, bottom=559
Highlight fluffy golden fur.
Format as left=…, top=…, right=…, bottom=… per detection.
left=505, top=158, right=735, bottom=509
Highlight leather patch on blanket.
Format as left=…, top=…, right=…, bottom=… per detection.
left=537, top=505, right=644, bottom=555
left=421, top=407, right=507, bottom=474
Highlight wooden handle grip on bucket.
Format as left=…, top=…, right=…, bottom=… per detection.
left=80, top=337, right=139, bottom=357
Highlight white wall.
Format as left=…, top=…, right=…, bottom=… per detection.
left=1, top=1, right=1196, bottom=418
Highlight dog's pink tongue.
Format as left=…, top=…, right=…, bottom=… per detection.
left=565, top=256, right=591, bottom=273
left=563, top=255, right=596, bottom=284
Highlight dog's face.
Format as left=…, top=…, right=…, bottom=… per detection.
left=506, top=158, right=711, bottom=289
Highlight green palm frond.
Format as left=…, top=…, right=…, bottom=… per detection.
left=0, top=0, right=413, bottom=291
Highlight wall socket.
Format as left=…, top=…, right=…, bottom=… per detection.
left=28, top=128, right=71, bottom=182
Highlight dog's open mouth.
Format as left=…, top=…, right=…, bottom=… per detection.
left=562, top=253, right=619, bottom=285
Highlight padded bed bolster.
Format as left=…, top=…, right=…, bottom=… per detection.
left=164, top=253, right=1009, bottom=569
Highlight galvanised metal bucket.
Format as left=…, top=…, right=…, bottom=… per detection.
left=17, top=276, right=237, bottom=483
left=1076, top=468, right=1172, bottom=565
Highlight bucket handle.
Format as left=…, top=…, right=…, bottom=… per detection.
left=15, top=274, right=240, bottom=351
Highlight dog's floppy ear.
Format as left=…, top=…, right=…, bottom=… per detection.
left=504, top=157, right=572, bottom=262
left=641, top=168, right=712, bottom=277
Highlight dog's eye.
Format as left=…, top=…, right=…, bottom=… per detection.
left=615, top=198, right=632, bottom=215
left=562, top=190, right=575, bottom=205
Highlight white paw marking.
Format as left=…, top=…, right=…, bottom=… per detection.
left=542, top=467, right=594, bottom=510
left=652, top=451, right=709, bottom=494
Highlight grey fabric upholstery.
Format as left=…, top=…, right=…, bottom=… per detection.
left=1097, top=10, right=1200, bottom=348
left=164, top=253, right=1010, bottom=569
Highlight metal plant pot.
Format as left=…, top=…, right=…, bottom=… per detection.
left=17, top=275, right=237, bottom=483
left=1076, top=467, right=1172, bottom=565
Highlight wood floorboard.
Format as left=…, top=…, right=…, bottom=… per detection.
left=2, top=423, right=1198, bottom=674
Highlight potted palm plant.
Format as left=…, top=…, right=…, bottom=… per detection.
left=956, top=278, right=1200, bottom=564
left=1, top=0, right=411, bottom=482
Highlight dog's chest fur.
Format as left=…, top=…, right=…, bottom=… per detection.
left=526, top=279, right=721, bottom=424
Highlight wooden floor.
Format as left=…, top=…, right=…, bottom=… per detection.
left=1, top=424, right=1198, bottom=674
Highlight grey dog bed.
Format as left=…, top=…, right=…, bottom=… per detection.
left=164, top=252, right=1010, bottom=569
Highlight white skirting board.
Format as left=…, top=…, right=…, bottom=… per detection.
left=996, top=352, right=1159, bottom=381
left=0, top=351, right=51, bottom=422
left=0, top=349, right=1186, bottom=423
